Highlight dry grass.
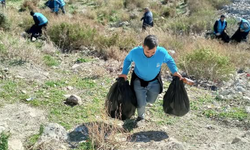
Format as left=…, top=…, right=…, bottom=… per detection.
left=0, top=32, right=42, bottom=64
left=86, top=121, right=125, bottom=149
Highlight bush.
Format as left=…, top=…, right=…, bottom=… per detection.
left=43, top=55, right=60, bottom=67
left=0, top=13, right=10, bottom=31
left=179, top=48, right=234, bottom=81
left=124, top=0, right=148, bottom=9
left=0, top=33, right=42, bottom=63
left=207, top=0, right=230, bottom=9
left=48, top=23, right=97, bottom=52
left=0, top=132, right=10, bottom=150
left=19, top=16, right=34, bottom=32
left=20, top=0, right=39, bottom=12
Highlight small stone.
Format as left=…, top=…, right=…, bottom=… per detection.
left=236, top=86, right=246, bottom=93
left=220, top=90, right=231, bottom=96
left=245, top=106, right=250, bottom=113
left=15, top=75, right=25, bottom=79
left=243, top=96, right=250, bottom=102
left=0, top=126, right=5, bottom=134
left=72, top=64, right=81, bottom=69
left=3, top=68, right=8, bottom=72
left=66, top=86, right=73, bottom=90
left=226, top=95, right=233, bottom=100
left=206, top=125, right=215, bottom=130
left=21, top=90, right=27, bottom=94
left=217, top=95, right=224, bottom=100
left=65, top=95, right=82, bottom=105
left=232, top=137, right=241, bottom=144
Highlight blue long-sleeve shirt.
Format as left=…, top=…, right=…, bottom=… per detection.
left=122, top=46, right=178, bottom=81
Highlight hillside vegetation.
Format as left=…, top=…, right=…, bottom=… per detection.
left=0, top=0, right=250, bottom=149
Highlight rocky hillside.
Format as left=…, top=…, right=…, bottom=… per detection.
left=0, top=0, right=250, bottom=150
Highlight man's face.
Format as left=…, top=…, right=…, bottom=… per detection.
left=220, top=17, right=225, bottom=21
left=143, top=45, right=156, bottom=58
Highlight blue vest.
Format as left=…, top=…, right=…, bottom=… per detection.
left=58, top=0, right=65, bottom=7
left=54, top=0, right=65, bottom=12
left=34, top=13, right=48, bottom=26
left=217, top=20, right=226, bottom=33
left=240, top=19, right=250, bottom=32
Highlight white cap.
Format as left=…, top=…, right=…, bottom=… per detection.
left=236, top=17, right=242, bottom=22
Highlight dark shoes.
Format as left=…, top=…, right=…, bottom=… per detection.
left=135, top=117, right=145, bottom=128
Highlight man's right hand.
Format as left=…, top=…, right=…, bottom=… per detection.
left=216, top=33, right=220, bottom=36
left=118, top=74, right=127, bottom=80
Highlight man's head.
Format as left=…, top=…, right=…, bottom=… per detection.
left=143, top=35, right=158, bottom=58
left=220, top=15, right=226, bottom=21
left=30, top=11, right=35, bottom=16
left=144, top=7, right=149, bottom=13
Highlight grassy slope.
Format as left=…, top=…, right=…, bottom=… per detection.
left=0, top=0, right=250, bottom=149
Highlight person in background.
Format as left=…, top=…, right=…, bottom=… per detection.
left=28, top=11, right=48, bottom=41
left=54, top=0, right=65, bottom=14
left=45, top=0, right=54, bottom=11
left=119, top=35, right=183, bottom=127
left=140, top=7, right=153, bottom=31
left=213, top=15, right=230, bottom=43
left=231, top=17, right=250, bottom=42
left=0, top=0, right=6, bottom=9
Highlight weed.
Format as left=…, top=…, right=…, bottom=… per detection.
left=77, top=138, right=95, bottom=150
left=0, top=13, right=10, bottom=31
left=179, top=47, right=234, bottom=81
left=43, top=55, right=60, bottom=67
left=48, top=22, right=96, bottom=52
left=25, top=125, right=44, bottom=149
left=218, top=107, right=248, bottom=121
left=76, top=58, right=92, bottom=63
left=0, top=132, right=10, bottom=150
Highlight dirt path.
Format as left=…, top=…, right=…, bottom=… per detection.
left=0, top=103, right=48, bottom=149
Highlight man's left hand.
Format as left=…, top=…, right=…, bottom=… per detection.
left=173, top=72, right=183, bottom=80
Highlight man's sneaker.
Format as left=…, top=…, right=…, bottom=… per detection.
left=135, top=117, right=145, bottom=128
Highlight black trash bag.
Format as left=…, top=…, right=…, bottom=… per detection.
left=105, top=77, right=137, bottom=120
left=163, top=76, right=190, bottom=116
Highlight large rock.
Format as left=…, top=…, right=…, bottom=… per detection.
left=41, top=123, right=68, bottom=141
left=8, top=139, right=24, bottom=150
left=34, top=123, right=68, bottom=149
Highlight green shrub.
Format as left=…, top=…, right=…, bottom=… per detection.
left=207, top=0, right=230, bottom=9
left=179, top=48, right=234, bottom=81
left=0, top=13, right=10, bottom=31
left=19, top=17, right=34, bottom=32
left=43, top=55, right=60, bottom=67
left=96, top=33, right=119, bottom=48
left=48, top=23, right=96, bottom=52
left=0, top=132, right=10, bottom=150
left=124, top=0, right=148, bottom=9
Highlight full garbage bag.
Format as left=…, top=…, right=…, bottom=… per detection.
left=106, top=77, right=137, bottom=120
left=163, top=76, right=190, bottom=116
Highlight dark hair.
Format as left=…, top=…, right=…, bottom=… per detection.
left=30, top=11, right=34, bottom=16
left=143, top=35, right=158, bottom=50
left=220, top=15, right=226, bottom=18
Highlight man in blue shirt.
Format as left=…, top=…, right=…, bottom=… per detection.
left=119, top=35, right=183, bottom=125
left=141, top=7, right=153, bottom=31
left=27, top=11, right=48, bottom=41
left=213, top=15, right=230, bottom=43
left=231, top=17, right=250, bottom=42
